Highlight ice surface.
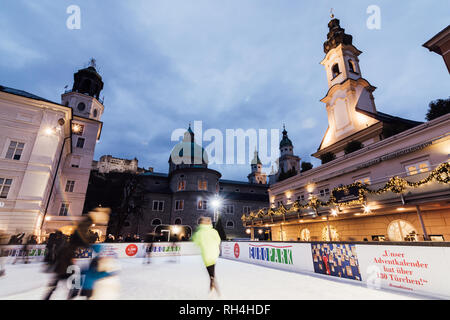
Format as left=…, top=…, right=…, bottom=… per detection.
left=0, top=256, right=422, bottom=300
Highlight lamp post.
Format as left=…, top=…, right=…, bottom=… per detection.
left=40, top=126, right=72, bottom=238
left=211, top=196, right=222, bottom=227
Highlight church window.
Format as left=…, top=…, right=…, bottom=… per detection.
left=93, top=109, right=98, bottom=118
left=332, top=63, right=340, bottom=78
left=348, top=59, right=357, bottom=73
left=387, top=220, right=418, bottom=241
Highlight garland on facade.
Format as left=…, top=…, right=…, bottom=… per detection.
left=242, top=162, right=450, bottom=222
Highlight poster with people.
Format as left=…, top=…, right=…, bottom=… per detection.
left=311, top=243, right=361, bottom=281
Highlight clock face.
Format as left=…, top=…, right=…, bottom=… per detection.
left=77, top=102, right=86, bottom=111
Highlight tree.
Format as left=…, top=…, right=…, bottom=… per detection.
left=301, top=161, right=313, bottom=173
left=426, top=97, right=450, bottom=121
left=344, top=140, right=364, bottom=155
left=320, top=152, right=336, bottom=164
left=84, top=171, right=145, bottom=238
left=214, top=216, right=227, bottom=240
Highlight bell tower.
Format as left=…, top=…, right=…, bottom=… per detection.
left=61, top=59, right=105, bottom=121
left=248, top=150, right=267, bottom=184
left=316, top=16, right=379, bottom=155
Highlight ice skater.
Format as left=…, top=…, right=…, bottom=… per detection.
left=43, top=208, right=110, bottom=300
left=77, top=245, right=120, bottom=300
left=143, top=232, right=155, bottom=264
left=192, top=217, right=221, bottom=295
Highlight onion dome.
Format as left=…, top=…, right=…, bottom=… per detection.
left=280, top=126, right=293, bottom=148
left=251, top=150, right=262, bottom=165
left=323, top=17, right=353, bottom=54
left=72, top=59, right=104, bottom=99
left=169, top=125, right=208, bottom=167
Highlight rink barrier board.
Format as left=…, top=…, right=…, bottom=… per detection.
left=220, top=241, right=450, bottom=299
left=0, top=242, right=200, bottom=263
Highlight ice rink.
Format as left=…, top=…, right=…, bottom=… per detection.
left=0, top=256, right=424, bottom=300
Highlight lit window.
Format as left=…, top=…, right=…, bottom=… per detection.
left=355, top=177, right=371, bottom=185
left=197, top=200, right=208, bottom=210
left=152, top=200, right=164, bottom=212
left=0, top=178, right=12, bottom=199
left=65, top=180, right=75, bottom=192
left=6, top=141, right=24, bottom=160
left=177, top=180, right=186, bottom=191
left=71, top=123, right=84, bottom=135
left=175, top=200, right=184, bottom=211
left=59, top=203, right=69, bottom=216
left=198, top=179, right=207, bottom=191
left=405, top=161, right=430, bottom=176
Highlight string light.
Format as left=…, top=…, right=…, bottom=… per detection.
left=242, top=162, right=450, bottom=223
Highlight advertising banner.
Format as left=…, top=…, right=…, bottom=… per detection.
left=221, top=241, right=450, bottom=299
left=222, top=241, right=314, bottom=273
left=0, top=245, right=47, bottom=264
left=356, top=244, right=450, bottom=298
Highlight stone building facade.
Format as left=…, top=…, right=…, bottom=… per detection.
left=120, top=126, right=269, bottom=240
left=0, top=62, right=105, bottom=242
left=242, top=17, right=450, bottom=243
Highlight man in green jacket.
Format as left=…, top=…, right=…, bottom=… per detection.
left=192, top=217, right=221, bottom=294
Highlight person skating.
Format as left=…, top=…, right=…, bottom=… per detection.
left=43, top=208, right=110, bottom=300
left=191, top=217, right=221, bottom=295
left=77, top=245, right=120, bottom=300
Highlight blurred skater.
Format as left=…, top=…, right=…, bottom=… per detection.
left=192, top=217, right=221, bottom=295
left=143, top=232, right=155, bottom=264
left=0, top=230, right=8, bottom=277
left=77, top=244, right=120, bottom=300
left=43, top=208, right=110, bottom=300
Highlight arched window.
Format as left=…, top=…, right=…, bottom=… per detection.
left=387, top=220, right=418, bottom=241
left=226, top=221, right=234, bottom=229
left=348, top=59, right=356, bottom=73
left=151, top=218, right=162, bottom=226
left=93, top=109, right=98, bottom=118
left=300, top=228, right=310, bottom=241
left=322, top=225, right=339, bottom=241
left=174, top=218, right=182, bottom=225
left=332, top=63, right=340, bottom=78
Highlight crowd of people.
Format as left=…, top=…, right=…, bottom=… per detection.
left=0, top=214, right=222, bottom=298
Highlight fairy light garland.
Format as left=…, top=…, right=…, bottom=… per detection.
left=242, top=162, right=450, bottom=223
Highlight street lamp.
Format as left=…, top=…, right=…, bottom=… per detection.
left=211, top=196, right=222, bottom=225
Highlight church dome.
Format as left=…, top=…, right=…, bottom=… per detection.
left=280, top=127, right=293, bottom=148
left=169, top=126, right=208, bottom=169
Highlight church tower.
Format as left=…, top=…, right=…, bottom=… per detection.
left=313, top=16, right=380, bottom=159
left=49, top=60, right=105, bottom=221
left=248, top=150, right=267, bottom=184
left=277, top=126, right=300, bottom=181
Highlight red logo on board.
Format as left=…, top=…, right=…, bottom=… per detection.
left=234, top=243, right=240, bottom=258
left=125, top=244, right=138, bottom=257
